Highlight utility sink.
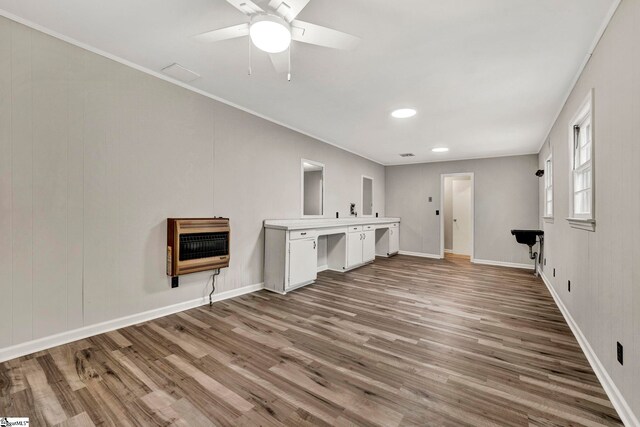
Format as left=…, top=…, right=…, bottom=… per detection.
left=511, top=229, right=544, bottom=247
left=511, top=229, right=544, bottom=276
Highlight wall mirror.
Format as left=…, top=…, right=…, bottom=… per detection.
left=361, top=175, right=374, bottom=217
left=301, top=159, right=325, bottom=217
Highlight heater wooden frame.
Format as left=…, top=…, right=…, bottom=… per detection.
left=166, top=218, right=230, bottom=277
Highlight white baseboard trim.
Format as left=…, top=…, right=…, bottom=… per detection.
left=539, top=271, right=638, bottom=427
left=317, top=264, right=328, bottom=273
left=398, top=250, right=443, bottom=259
left=444, top=249, right=453, bottom=254
left=0, top=282, right=264, bottom=363
left=472, top=258, right=534, bottom=270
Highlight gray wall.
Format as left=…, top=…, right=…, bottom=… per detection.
left=0, top=16, right=385, bottom=349
left=386, top=155, right=539, bottom=264
left=538, top=0, right=639, bottom=419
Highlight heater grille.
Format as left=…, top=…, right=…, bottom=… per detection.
left=179, top=232, right=228, bottom=260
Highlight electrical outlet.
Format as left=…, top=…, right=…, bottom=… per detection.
left=617, top=342, right=623, bottom=365
left=428, top=196, right=432, bottom=202
left=436, top=210, right=440, bottom=215
left=568, top=280, right=571, bottom=292
left=171, top=276, right=179, bottom=288
left=553, top=268, right=556, bottom=277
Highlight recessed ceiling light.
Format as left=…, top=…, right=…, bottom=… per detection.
left=391, top=108, right=417, bottom=119
left=249, top=15, right=292, bottom=53
left=432, top=147, right=449, bottom=153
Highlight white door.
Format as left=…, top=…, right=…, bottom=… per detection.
left=389, top=227, right=399, bottom=255
left=362, top=230, right=375, bottom=262
left=288, top=239, right=317, bottom=288
left=452, top=180, right=471, bottom=255
left=347, top=232, right=363, bottom=268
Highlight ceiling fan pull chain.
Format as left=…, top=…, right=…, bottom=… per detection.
left=248, top=36, right=252, bottom=76
left=287, top=46, right=291, bottom=82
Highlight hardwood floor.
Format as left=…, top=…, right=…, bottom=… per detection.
left=444, top=252, right=471, bottom=261
left=0, top=255, right=622, bottom=426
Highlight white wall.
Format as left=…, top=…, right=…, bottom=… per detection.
left=0, top=16, right=385, bottom=350
left=386, top=155, right=539, bottom=264
left=537, top=0, right=639, bottom=422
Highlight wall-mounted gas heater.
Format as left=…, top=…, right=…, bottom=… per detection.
left=167, top=218, right=230, bottom=295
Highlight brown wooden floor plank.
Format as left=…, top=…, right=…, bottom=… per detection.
left=0, top=255, right=623, bottom=426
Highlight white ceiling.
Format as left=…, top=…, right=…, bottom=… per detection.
left=0, top=0, right=617, bottom=165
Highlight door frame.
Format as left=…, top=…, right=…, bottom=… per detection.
left=440, top=172, right=475, bottom=261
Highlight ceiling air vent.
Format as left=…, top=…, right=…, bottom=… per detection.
left=399, top=153, right=415, bottom=158
left=161, top=63, right=201, bottom=83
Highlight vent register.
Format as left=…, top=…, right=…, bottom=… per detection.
left=179, top=232, right=228, bottom=261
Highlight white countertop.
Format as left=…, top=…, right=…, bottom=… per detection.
left=264, top=217, right=400, bottom=230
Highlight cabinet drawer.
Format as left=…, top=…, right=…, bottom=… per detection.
left=363, top=225, right=374, bottom=231
left=290, top=230, right=316, bottom=240
left=348, top=226, right=363, bottom=233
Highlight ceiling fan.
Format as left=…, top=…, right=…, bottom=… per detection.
left=195, top=0, right=360, bottom=80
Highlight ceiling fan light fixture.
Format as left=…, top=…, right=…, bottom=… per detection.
left=249, top=14, right=291, bottom=53
left=391, top=108, right=417, bottom=119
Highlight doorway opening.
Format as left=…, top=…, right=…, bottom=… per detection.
left=441, top=173, right=474, bottom=261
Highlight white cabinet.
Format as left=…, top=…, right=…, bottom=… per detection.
left=389, top=225, right=399, bottom=255
left=288, top=238, right=317, bottom=289
left=264, top=218, right=400, bottom=294
left=348, top=229, right=376, bottom=268
left=363, top=230, right=375, bottom=262
left=347, top=232, right=363, bottom=268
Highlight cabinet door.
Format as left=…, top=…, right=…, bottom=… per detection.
left=288, top=239, right=317, bottom=289
left=389, top=227, right=399, bottom=255
left=347, top=232, right=363, bottom=268
left=362, top=230, right=375, bottom=262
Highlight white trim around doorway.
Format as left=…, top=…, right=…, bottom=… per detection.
left=440, top=173, right=475, bottom=261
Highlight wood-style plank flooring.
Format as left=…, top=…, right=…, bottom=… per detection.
left=0, top=255, right=622, bottom=426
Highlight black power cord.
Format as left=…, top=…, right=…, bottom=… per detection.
left=209, top=269, right=220, bottom=306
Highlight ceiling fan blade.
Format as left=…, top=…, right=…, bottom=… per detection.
left=194, top=23, right=249, bottom=43
left=269, top=51, right=289, bottom=74
left=268, top=0, right=310, bottom=22
left=226, top=0, right=264, bottom=15
left=291, top=20, right=360, bottom=50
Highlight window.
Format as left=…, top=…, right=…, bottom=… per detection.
left=567, top=89, right=595, bottom=231
left=544, top=155, right=553, bottom=218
